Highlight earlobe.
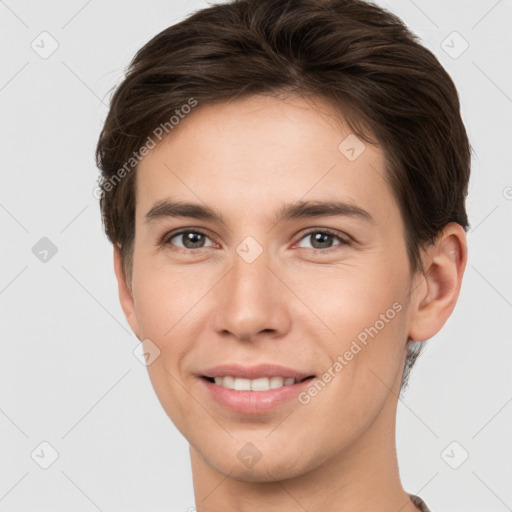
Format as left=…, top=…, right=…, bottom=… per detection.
left=113, top=244, right=141, bottom=340
left=408, top=223, right=468, bottom=342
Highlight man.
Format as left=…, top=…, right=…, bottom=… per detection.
left=95, top=1, right=470, bottom=510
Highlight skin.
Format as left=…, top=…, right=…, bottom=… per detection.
left=113, top=94, right=467, bottom=511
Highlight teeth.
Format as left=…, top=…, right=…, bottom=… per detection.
left=211, top=376, right=300, bottom=391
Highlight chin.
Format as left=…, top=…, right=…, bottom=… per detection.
left=202, top=446, right=314, bottom=483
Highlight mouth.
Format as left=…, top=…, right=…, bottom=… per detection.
left=201, top=375, right=315, bottom=391
left=199, top=374, right=316, bottom=414
left=197, top=363, right=317, bottom=414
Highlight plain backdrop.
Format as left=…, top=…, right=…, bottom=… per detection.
left=1, top=0, right=511, bottom=511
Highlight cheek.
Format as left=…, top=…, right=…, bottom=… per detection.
left=131, top=265, right=202, bottom=433
left=131, top=255, right=197, bottom=339
left=305, top=285, right=408, bottom=443
left=302, top=260, right=406, bottom=335
left=304, top=262, right=410, bottom=396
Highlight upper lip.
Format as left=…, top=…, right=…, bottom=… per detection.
left=200, top=363, right=314, bottom=381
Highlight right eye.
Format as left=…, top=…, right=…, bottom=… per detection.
left=162, top=229, right=216, bottom=251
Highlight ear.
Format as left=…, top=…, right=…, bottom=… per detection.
left=113, top=243, right=141, bottom=340
left=408, top=223, right=468, bottom=342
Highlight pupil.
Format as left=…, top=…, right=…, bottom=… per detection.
left=313, top=232, right=331, bottom=249
left=185, top=232, right=204, bottom=248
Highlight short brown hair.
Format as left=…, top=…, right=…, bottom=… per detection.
left=95, top=0, right=471, bottom=390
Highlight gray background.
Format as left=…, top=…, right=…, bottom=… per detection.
left=1, top=0, right=511, bottom=510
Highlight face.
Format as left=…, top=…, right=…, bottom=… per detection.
left=119, top=94, right=428, bottom=481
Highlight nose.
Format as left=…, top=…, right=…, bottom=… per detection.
left=210, top=245, right=292, bottom=343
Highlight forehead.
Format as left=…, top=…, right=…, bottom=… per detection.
left=135, top=94, right=397, bottom=227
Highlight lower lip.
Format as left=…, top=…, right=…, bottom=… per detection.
left=199, top=377, right=314, bottom=415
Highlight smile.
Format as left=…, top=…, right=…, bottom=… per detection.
left=203, top=375, right=313, bottom=391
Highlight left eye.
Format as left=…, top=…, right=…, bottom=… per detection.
left=296, top=230, right=348, bottom=251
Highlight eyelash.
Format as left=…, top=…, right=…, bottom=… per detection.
left=160, top=227, right=351, bottom=254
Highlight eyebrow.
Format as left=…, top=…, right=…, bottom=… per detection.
left=144, top=198, right=375, bottom=225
